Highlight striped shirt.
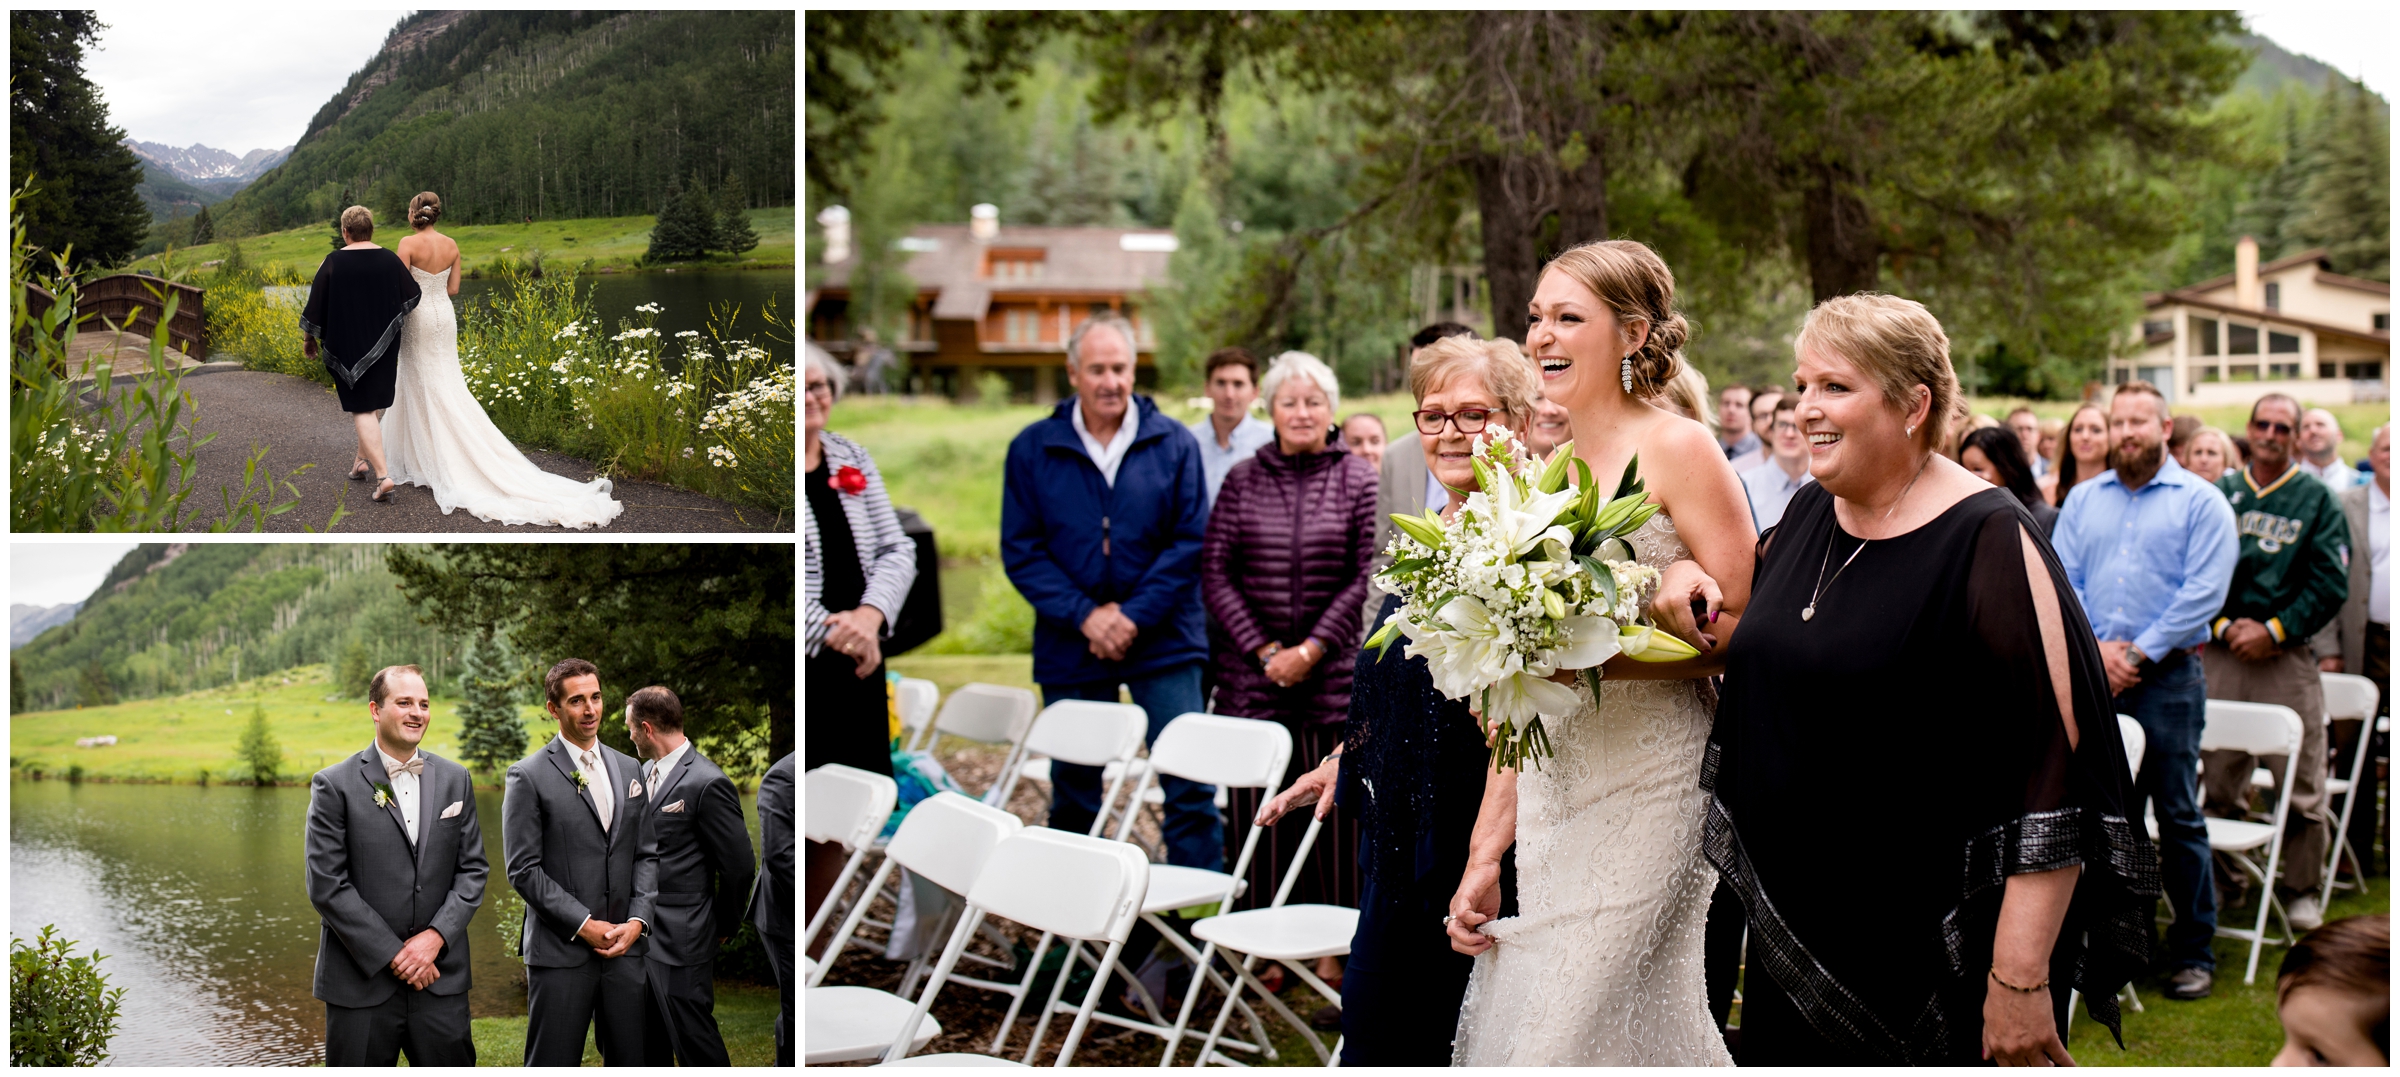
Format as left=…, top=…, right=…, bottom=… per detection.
left=804, top=431, right=917, bottom=656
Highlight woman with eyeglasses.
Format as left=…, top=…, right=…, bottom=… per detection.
left=802, top=343, right=917, bottom=945
left=1249, top=334, right=1542, bottom=1063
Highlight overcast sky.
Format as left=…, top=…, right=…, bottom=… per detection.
left=12, top=544, right=141, bottom=609
left=84, top=9, right=404, bottom=152
left=2244, top=8, right=2392, bottom=98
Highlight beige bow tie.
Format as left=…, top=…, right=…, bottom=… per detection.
left=384, top=754, right=425, bottom=778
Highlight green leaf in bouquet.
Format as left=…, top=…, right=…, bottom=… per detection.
left=1386, top=556, right=1436, bottom=576
left=1534, top=440, right=1577, bottom=494
left=1390, top=512, right=1446, bottom=550
left=1365, top=617, right=1404, bottom=660
left=1579, top=554, right=1619, bottom=611
left=1469, top=455, right=1497, bottom=500
left=1613, top=453, right=1644, bottom=500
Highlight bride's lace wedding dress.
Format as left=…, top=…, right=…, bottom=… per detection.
left=1451, top=512, right=1733, bottom=1067
left=384, top=264, right=623, bottom=529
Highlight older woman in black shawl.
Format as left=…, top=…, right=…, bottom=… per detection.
left=301, top=205, right=419, bottom=503
left=1707, top=294, right=2159, bottom=1065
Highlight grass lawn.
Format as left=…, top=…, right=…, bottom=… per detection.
left=130, top=207, right=796, bottom=281
left=10, top=663, right=553, bottom=785
left=448, top=981, right=783, bottom=1066
left=2070, top=879, right=2390, bottom=1066
left=886, top=653, right=1037, bottom=699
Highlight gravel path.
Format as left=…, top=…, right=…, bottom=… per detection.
left=99, top=366, right=786, bottom=533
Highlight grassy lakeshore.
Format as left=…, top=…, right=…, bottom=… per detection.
left=10, top=663, right=552, bottom=785
left=128, top=207, right=795, bottom=279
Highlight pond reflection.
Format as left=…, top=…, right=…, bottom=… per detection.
left=11, top=778, right=757, bottom=1067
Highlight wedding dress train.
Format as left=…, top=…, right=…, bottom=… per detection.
left=384, top=265, right=623, bottom=529
left=1450, top=512, right=1733, bottom=1067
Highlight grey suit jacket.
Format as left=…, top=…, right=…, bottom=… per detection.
left=1370, top=432, right=1434, bottom=582
left=2312, top=481, right=2380, bottom=673
left=306, top=747, right=487, bottom=1008
left=746, top=752, right=795, bottom=945
left=640, top=747, right=756, bottom=966
left=503, top=737, right=659, bottom=968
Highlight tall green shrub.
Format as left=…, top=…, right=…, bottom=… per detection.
left=236, top=702, right=282, bottom=785
left=454, top=632, right=527, bottom=775
left=9, top=925, right=126, bottom=1066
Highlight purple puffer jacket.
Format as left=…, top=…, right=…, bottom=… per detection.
left=1201, top=431, right=1380, bottom=726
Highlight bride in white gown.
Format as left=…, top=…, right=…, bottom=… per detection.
left=1444, top=241, right=1755, bottom=1065
left=384, top=192, right=623, bottom=529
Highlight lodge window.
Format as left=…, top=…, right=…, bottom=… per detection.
left=1004, top=308, right=1038, bottom=343
left=2322, top=363, right=2339, bottom=378
left=2265, top=282, right=2280, bottom=311
left=2197, top=365, right=2221, bottom=382
left=2268, top=330, right=2300, bottom=353
left=2228, top=364, right=2259, bottom=381
left=2228, top=323, right=2259, bottom=354
left=2192, top=317, right=2219, bottom=355
left=2377, top=313, right=2391, bottom=331
left=2344, top=362, right=2385, bottom=380
left=2267, top=362, right=2301, bottom=380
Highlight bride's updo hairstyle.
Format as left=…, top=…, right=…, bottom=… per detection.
left=1792, top=293, right=1961, bottom=454
left=1539, top=240, right=1689, bottom=399
left=339, top=205, right=373, bottom=241
left=408, top=192, right=442, bottom=229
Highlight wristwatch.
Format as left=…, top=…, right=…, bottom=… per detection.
left=1259, top=642, right=1283, bottom=665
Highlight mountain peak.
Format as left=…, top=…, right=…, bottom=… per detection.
left=122, top=140, right=294, bottom=184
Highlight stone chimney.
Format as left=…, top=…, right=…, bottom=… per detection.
left=2235, top=235, right=2262, bottom=310
left=816, top=205, right=851, bottom=265
left=970, top=203, right=999, bottom=243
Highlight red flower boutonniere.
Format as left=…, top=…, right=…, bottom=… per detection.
left=830, top=465, right=868, bottom=496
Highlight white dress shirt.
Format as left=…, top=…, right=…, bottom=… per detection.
left=1741, top=459, right=1815, bottom=533
left=2370, top=481, right=2390, bottom=626
left=1072, top=400, right=1135, bottom=487
left=374, top=744, right=421, bottom=845
left=558, top=733, right=613, bottom=833
left=646, top=739, right=692, bottom=799
left=2299, top=456, right=2363, bottom=490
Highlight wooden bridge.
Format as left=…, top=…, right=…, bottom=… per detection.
left=21, top=274, right=208, bottom=377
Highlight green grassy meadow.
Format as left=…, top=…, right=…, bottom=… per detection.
left=10, top=663, right=552, bottom=785
left=129, top=207, right=796, bottom=280
left=442, top=981, right=782, bottom=1066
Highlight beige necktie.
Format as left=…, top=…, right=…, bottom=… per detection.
left=583, top=749, right=613, bottom=833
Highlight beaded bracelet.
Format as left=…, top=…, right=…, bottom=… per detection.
left=1988, top=967, right=2048, bottom=993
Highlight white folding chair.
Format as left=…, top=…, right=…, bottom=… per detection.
left=897, top=677, right=942, bottom=747
left=803, top=764, right=901, bottom=955
left=880, top=828, right=1154, bottom=1067
left=1184, top=811, right=1358, bottom=1066
left=806, top=792, right=1025, bottom=1063
left=2201, top=700, right=2306, bottom=984
left=941, top=700, right=1149, bottom=1052
left=2319, top=672, right=2383, bottom=906
left=1020, top=713, right=1293, bottom=1066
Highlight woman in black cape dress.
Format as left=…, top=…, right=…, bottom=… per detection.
left=1705, top=482, right=2161, bottom=1065
left=300, top=238, right=418, bottom=494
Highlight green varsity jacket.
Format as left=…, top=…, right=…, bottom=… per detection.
left=2214, top=465, right=2352, bottom=646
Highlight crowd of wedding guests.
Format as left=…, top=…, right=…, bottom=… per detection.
left=802, top=282, right=2388, bottom=1061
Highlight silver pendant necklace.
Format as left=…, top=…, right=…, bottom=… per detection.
left=1802, top=454, right=1930, bottom=623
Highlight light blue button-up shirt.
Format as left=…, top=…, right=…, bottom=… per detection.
left=2054, top=454, right=2239, bottom=661
left=1188, top=414, right=1275, bottom=512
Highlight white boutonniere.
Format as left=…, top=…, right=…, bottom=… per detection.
left=572, top=769, right=590, bottom=791
left=371, top=781, right=396, bottom=808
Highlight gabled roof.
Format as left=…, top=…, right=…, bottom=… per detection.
left=2176, top=247, right=2335, bottom=297
left=2142, top=290, right=2392, bottom=345
left=813, top=223, right=1177, bottom=307
left=2315, top=270, right=2391, bottom=297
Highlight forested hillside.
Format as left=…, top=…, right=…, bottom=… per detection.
left=11, top=545, right=463, bottom=713
left=210, top=9, right=793, bottom=239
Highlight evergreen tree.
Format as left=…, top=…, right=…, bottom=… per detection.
left=9, top=11, right=151, bottom=268
left=77, top=658, right=114, bottom=706
left=329, top=186, right=354, bottom=250
left=237, top=702, right=282, bottom=785
left=645, top=177, right=714, bottom=261
left=191, top=205, right=213, bottom=245
left=713, top=175, right=760, bottom=255
left=2291, top=78, right=2390, bottom=281
left=453, top=632, right=528, bottom=775
left=336, top=638, right=373, bottom=699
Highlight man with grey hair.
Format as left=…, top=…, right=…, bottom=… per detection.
left=1000, top=314, right=1222, bottom=869
left=2295, top=407, right=2362, bottom=489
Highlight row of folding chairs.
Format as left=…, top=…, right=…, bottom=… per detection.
left=805, top=690, right=1358, bottom=1066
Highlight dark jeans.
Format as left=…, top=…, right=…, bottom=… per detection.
left=2117, top=649, right=2216, bottom=970
left=1042, top=663, right=1225, bottom=871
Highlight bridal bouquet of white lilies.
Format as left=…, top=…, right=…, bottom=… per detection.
left=1365, top=426, right=1698, bottom=770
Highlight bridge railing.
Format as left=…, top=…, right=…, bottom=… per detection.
left=78, top=274, right=207, bottom=361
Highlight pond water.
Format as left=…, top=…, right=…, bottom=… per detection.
left=10, top=779, right=757, bottom=1066
left=456, top=270, right=796, bottom=366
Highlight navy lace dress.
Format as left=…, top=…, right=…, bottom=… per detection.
left=1336, top=593, right=1516, bottom=1065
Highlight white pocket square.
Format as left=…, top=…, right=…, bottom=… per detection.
left=661, top=800, right=686, bottom=814
left=439, top=801, right=463, bottom=820
left=628, top=779, right=644, bottom=799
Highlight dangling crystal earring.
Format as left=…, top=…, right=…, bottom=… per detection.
left=1620, top=354, right=1635, bottom=393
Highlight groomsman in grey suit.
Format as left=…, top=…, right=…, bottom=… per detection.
left=750, top=750, right=797, bottom=1067
left=627, top=686, right=755, bottom=1067
left=305, top=664, right=486, bottom=1067
left=503, top=658, right=659, bottom=1066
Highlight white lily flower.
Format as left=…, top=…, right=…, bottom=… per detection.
left=1482, top=670, right=1583, bottom=732
left=1487, top=474, right=1580, bottom=559
left=1548, top=615, right=1623, bottom=670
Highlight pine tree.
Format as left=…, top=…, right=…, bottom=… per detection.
left=336, top=638, right=373, bottom=699
left=2291, top=78, right=2391, bottom=281
left=191, top=204, right=214, bottom=245
left=329, top=186, right=354, bottom=250
left=714, top=175, right=760, bottom=255
left=645, top=177, right=714, bottom=261
left=8, top=11, right=151, bottom=268
left=237, top=703, right=282, bottom=785
left=453, top=632, right=528, bottom=776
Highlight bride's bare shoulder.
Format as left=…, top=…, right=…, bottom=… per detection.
left=1639, top=407, right=1722, bottom=463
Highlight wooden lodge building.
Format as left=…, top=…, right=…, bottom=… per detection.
left=806, top=204, right=1176, bottom=400
left=2111, top=237, right=2390, bottom=406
